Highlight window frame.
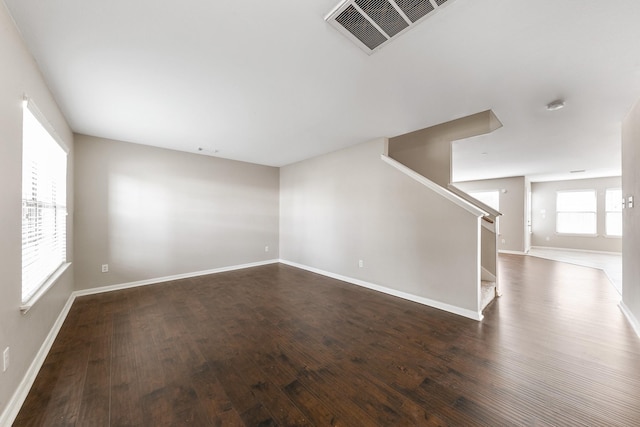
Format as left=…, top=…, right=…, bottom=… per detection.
left=555, top=189, right=597, bottom=236
left=20, top=96, right=71, bottom=313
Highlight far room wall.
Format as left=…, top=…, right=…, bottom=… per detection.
left=280, top=138, right=482, bottom=317
left=531, top=177, right=622, bottom=253
left=74, top=135, right=280, bottom=290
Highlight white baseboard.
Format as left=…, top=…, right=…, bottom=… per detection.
left=498, top=250, right=526, bottom=255
left=0, top=294, right=76, bottom=427
left=529, top=246, right=622, bottom=256
left=0, top=259, right=280, bottom=425
left=279, top=259, right=483, bottom=321
left=620, top=302, right=640, bottom=338
left=74, top=259, right=280, bottom=297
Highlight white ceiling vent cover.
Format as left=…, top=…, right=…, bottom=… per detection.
left=326, top=0, right=455, bottom=54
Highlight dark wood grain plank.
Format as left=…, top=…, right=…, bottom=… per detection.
left=13, top=256, right=640, bottom=426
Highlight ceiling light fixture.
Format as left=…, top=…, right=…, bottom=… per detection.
left=546, top=99, right=565, bottom=111
left=197, top=147, right=219, bottom=154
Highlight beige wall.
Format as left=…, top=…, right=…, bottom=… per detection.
left=525, top=178, right=532, bottom=251
left=622, top=100, right=640, bottom=332
left=0, top=4, right=75, bottom=419
left=280, top=138, right=481, bottom=315
left=454, top=176, right=527, bottom=253
left=388, top=110, right=501, bottom=188
left=531, top=177, right=623, bottom=253
left=74, top=135, right=279, bottom=290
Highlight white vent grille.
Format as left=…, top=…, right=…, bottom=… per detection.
left=394, top=0, right=434, bottom=23
left=326, top=0, right=456, bottom=54
left=355, top=0, right=408, bottom=38
left=335, top=5, right=388, bottom=50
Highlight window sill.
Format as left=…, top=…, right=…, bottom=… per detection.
left=555, top=233, right=598, bottom=238
left=20, top=262, right=72, bottom=314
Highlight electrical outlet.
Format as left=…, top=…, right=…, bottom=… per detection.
left=358, top=259, right=364, bottom=268
left=265, top=246, right=269, bottom=252
left=101, top=264, right=109, bottom=273
left=3, top=347, right=9, bottom=372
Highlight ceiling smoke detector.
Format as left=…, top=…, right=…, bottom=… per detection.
left=546, top=99, right=565, bottom=111
left=326, top=0, right=456, bottom=54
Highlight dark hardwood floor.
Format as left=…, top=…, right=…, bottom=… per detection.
left=14, top=255, right=640, bottom=426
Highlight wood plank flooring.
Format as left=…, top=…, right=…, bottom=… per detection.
left=14, top=255, right=640, bottom=426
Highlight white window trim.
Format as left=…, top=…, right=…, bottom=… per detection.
left=20, top=262, right=71, bottom=314
left=23, top=96, right=69, bottom=154
left=21, top=95, right=71, bottom=312
left=554, top=231, right=599, bottom=238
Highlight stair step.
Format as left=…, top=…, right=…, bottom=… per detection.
left=481, top=280, right=496, bottom=311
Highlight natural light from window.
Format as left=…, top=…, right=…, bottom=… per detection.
left=556, top=190, right=596, bottom=235
left=22, top=101, right=68, bottom=303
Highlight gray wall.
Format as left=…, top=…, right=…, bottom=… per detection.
left=74, top=135, right=279, bottom=290
left=0, top=4, right=75, bottom=418
left=531, top=177, right=622, bottom=253
left=454, top=176, right=526, bottom=253
left=525, top=178, right=532, bottom=252
left=388, top=110, right=501, bottom=188
left=622, top=100, right=640, bottom=331
left=280, top=138, right=481, bottom=314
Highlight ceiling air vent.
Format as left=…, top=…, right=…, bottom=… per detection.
left=326, top=0, right=456, bottom=54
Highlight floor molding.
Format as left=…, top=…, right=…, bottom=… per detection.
left=620, top=302, right=640, bottom=338
left=529, top=246, right=622, bottom=256
left=0, top=294, right=76, bottom=427
left=74, top=259, right=280, bottom=297
left=279, top=259, right=483, bottom=321
left=498, top=250, right=526, bottom=255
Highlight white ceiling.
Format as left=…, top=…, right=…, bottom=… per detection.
left=5, top=0, right=640, bottom=182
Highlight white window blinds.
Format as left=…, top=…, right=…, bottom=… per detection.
left=21, top=100, right=68, bottom=303
left=556, top=190, right=596, bottom=235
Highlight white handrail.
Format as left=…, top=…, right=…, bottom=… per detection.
left=447, top=184, right=502, bottom=218
left=381, top=154, right=488, bottom=217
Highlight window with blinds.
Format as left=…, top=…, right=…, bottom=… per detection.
left=556, top=190, right=596, bottom=235
left=22, top=99, right=68, bottom=303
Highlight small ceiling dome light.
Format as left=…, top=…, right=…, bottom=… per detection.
left=546, top=99, right=565, bottom=111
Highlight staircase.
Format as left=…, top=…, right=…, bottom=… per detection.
left=480, top=262, right=498, bottom=311
left=481, top=280, right=497, bottom=311
left=385, top=110, right=504, bottom=319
